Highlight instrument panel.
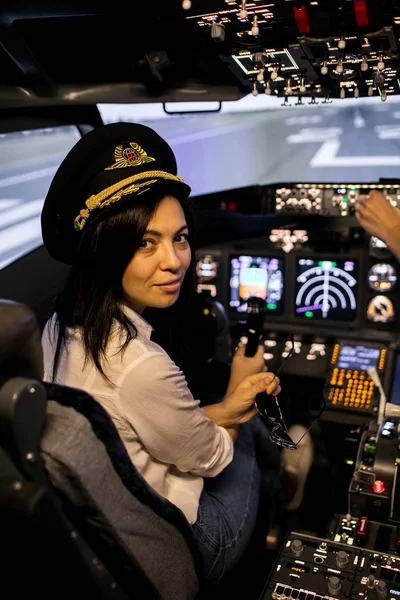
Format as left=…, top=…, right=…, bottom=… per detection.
left=196, top=181, right=400, bottom=329
left=195, top=182, right=400, bottom=409
left=183, top=1, right=400, bottom=102
left=196, top=248, right=400, bottom=331
left=261, top=531, right=400, bottom=600
left=271, top=182, right=400, bottom=216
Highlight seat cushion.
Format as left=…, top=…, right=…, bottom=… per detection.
left=41, top=382, right=201, bottom=599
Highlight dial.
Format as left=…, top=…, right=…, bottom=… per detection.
left=367, top=295, right=394, bottom=323
left=369, top=236, right=391, bottom=259
left=368, top=263, right=397, bottom=291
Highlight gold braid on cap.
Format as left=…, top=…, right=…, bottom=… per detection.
left=74, top=170, right=185, bottom=231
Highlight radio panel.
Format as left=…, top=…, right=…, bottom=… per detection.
left=260, top=532, right=400, bottom=600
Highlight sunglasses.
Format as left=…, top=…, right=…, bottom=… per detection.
left=255, top=334, right=326, bottom=450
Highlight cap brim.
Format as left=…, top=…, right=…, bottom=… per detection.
left=133, top=178, right=191, bottom=203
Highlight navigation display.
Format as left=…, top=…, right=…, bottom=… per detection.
left=337, top=344, right=380, bottom=371
left=295, top=258, right=358, bottom=320
left=229, top=255, right=284, bottom=314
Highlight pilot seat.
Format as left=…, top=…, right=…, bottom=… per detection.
left=0, top=299, right=201, bottom=599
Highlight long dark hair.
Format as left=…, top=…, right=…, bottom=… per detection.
left=52, top=193, right=196, bottom=382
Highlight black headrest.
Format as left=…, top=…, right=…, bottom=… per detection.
left=0, top=299, right=43, bottom=381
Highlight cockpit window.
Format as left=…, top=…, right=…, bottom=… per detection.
left=0, top=125, right=81, bottom=271
left=98, top=100, right=400, bottom=199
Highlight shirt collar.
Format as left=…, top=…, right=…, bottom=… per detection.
left=121, top=304, right=153, bottom=340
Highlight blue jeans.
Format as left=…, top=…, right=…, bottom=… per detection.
left=192, top=416, right=282, bottom=586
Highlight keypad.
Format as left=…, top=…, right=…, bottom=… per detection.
left=327, top=368, right=375, bottom=410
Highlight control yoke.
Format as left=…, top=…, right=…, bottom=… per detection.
left=244, top=297, right=266, bottom=357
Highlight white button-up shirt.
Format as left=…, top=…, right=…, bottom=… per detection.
left=41, top=306, right=233, bottom=523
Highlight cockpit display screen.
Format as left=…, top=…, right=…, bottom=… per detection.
left=295, top=258, right=358, bottom=321
left=337, top=344, right=380, bottom=371
left=229, top=255, right=284, bottom=314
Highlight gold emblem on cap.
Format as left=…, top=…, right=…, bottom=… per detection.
left=105, top=142, right=155, bottom=170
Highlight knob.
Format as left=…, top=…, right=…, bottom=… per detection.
left=290, top=538, right=304, bottom=557
left=376, top=579, right=387, bottom=599
left=336, top=550, right=349, bottom=568
left=328, top=576, right=342, bottom=596
left=367, top=575, right=376, bottom=589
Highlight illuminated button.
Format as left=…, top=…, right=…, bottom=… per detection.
left=373, top=480, right=385, bottom=494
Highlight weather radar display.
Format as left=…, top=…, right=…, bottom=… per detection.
left=295, top=258, right=358, bottom=320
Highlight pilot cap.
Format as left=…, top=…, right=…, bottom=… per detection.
left=41, top=122, right=191, bottom=264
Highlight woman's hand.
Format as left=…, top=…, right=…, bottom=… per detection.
left=221, top=371, right=281, bottom=425
left=226, top=343, right=266, bottom=396
left=355, top=191, right=400, bottom=243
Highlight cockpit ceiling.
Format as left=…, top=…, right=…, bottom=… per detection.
left=0, top=1, right=400, bottom=107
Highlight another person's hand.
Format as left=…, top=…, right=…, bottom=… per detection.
left=355, top=191, right=400, bottom=244
left=226, top=343, right=266, bottom=395
left=222, top=371, right=281, bottom=425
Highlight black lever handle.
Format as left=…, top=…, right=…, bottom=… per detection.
left=244, top=297, right=266, bottom=357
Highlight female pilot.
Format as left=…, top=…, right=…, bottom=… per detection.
left=40, top=122, right=310, bottom=585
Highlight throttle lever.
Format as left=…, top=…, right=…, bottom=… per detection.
left=244, top=297, right=267, bottom=357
